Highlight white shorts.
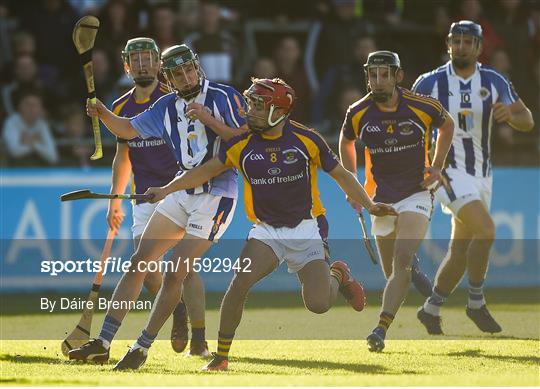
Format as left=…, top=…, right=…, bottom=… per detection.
left=436, top=168, right=493, bottom=216
left=371, top=191, right=433, bottom=237
left=248, top=218, right=329, bottom=273
left=155, top=191, right=236, bottom=241
left=132, top=202, right=158, bottom=238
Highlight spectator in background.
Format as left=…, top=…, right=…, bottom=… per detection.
left=144, top=3, right=180, bottom=50
left=314, top=0, right=374, bottom=77
left=3, top=89, right=58, bottom=165
left=19, top=0, right=78, bottom=90
left=323, top=86, right=363, bottom=139
left=68, top=0, right=107, bottom=16
left=489, top=48, right=511, bottom=76
left=59, top=104, right=91, bottom=167
left=91, top=49, right=116, bottom=141
left=1, top=31, right=36, bottom=84
left=456, top=0, right=504, bottom=63
left=274, top=36, right=311, bottom=123
left=1, top=55, right=43, bottom=118
left=11, top=30, right=36, bottom=58
left=252, top=57, right=277, bottom=79
left=490, top=0, right=531, bottom=107
left=241, top=57, right=278, bottom=91
left=185, top=0, right=239, bottom=85
left=96, top=0, right=136, bottom=79
left=312, top=36, right=376, bottom=133
left=489, top=48, right=515, bottom=146
left=0, top=1, right=14, bottom=70
left=93, top=49, right=115, bottom=106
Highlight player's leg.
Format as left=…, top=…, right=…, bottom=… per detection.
left=114, top=194, right=236, bottom=370
left=68, top=212, right=183, bottom=361
left=372, top=210, right=431, bottom=296
left=139, top=235, right=212, bottom=343
left=203, top=238, right=279, bottom=371
left=375, top=231, right=396, bottom=279
left=132, top=201, right=191, bottom=354
left=182, top=271, right=207, bottom=355
left=457, top=200, right=500, bottom=332
left=136, top=235, right=191, bottom=354
left=135, top=202, right=190, bottom=353
left=418, top=216, right=471, bottom=334
left=367, top=211, right=429, bottom=352
left=297, top=259, right=335, bottom=314
left=113, top=235, right=211, bottom=370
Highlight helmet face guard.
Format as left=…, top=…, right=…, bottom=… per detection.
left=364, top=51, right=401, bottom=103
left=243, top=78, right=295, bottom=133
left=161, top=45, right=204, bottom=100
left=122, top=37, right=160, bottom=87
left=447, top=20, right=483, bottom=68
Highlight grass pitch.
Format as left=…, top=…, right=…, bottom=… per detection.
left=1, top=288, right=539, bottom=386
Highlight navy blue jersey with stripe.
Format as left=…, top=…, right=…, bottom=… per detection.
left=412, top=61, right=519, bottom=177
left=130, top=79, right=247, bottom=198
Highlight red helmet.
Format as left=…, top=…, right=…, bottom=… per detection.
left=243, top=78, right=295, bottom=131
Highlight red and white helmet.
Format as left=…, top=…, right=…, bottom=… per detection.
left=243, top=78, right=295, bottom=132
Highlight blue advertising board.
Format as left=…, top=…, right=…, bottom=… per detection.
left=1, top=168, right=538, bottom=291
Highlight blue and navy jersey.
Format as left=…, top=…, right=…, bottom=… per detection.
left=113, top=82, right=178, bottom=204
left=131, top=78, right=247, bottom=198
left=342, top=87, right=447, bottom=204
left=219, top=120, right=339, bottom=228
left=412, top=61, right=519, bottom=177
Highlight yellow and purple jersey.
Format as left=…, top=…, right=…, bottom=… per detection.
left=218, top=120, right=339, bottom=228
left=112, top=82, right=178, bottom=203
left=341, top=87, right=447, bottom=204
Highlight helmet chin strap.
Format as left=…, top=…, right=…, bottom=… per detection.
left=134, top=77, right=155, bottom=87
left=372, top=88, right=396, bottom=103
left=177, top=84, right=201, bottom=100
left=369, top=65, right=398, bottom=103
left=247, top=105, right=289, bottom=133
left=165, top=64, right=202, bottom=100
left=267, top=105, right=288, bottom=127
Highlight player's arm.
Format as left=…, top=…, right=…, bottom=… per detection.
left=492, top=99, right=534, bottom=132
left=186, top=102, right=249, bottom=141
left=107, top=142, right=131, bottom=230
left=328, top=164, right=397, bottom=217
left=339, top=114, right=365, bottom=212
left=145, top=157, right=231, bottom=203
left=422, top=112, right=454, bottom=189
left=86, top=98, right=139, bottom=139
left=339, top=131, right=357, bottom=174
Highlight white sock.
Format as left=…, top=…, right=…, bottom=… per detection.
left=423, top=287, right=448, bottom=316
left=467, top=280, right=486, bottom=309
left=423, top=300, right=441, bottom=316
left=97, top=336, right=110, bottom=349
left=131, top=341, right=148, bottom=354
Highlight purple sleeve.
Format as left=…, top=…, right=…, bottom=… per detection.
left=312, top=131, right=339, bottom=172
left=341, top=107, right=357, bottom=140
left=429, top=100, right=447, bottom=128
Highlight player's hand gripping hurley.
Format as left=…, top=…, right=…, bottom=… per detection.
left=72, top=16, right=102, bottom=160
